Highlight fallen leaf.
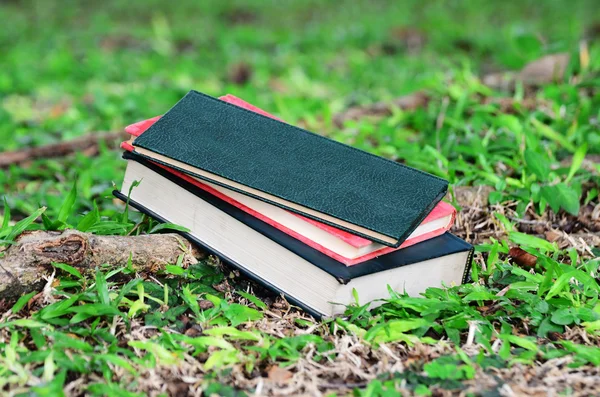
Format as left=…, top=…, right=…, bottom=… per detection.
left=212, top=279, right=232, bottom=293
left=184, top=325, right=203, bottom=337
left=268, top=365, right=293, bottom=383
left=198, top=299, right=214, bottom=310
left=228, top=62, right=253, bottom=85
left=517, top=53, right=569, bottom=85
left=508, top=247, right=538, bottom=267
left=483, top=53, right=569, bottom=89
left=179, top=314, right=191, bottom=326
left=545, top=230, right=562, bottom=243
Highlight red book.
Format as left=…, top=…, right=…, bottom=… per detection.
left=122, top=95, right=455, bottom=265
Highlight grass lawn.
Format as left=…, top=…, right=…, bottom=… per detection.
left=1, top=0, right=600, bottom=395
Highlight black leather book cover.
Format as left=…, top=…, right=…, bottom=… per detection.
left=118, top=152, right=472, bottom=286
left=132, top=90, right=448, bottom=247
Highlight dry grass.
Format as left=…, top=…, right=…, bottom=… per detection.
left=3, top=187, right=600, bottom=396
left=35, top=303, right=600, bottom=396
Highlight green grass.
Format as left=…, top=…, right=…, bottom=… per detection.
left=1, top=0, right=600, bottom=395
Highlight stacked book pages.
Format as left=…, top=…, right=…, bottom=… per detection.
left=115, top=90, right=472, bottom=317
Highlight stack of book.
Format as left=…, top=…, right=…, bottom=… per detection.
left=115, top=91, right=472, bottom=318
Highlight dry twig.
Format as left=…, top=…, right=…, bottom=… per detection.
left=0, top=230, right=202, bottom=300
left=0, top=131, right=127, bottom=168
left=483, top=53, right=570, bottom=90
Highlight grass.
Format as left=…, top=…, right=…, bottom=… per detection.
left=1, top=0, right=600, bottom=395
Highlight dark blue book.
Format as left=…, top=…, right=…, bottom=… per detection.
left=129, top=90, right=448, bottom=248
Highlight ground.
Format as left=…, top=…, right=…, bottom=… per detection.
left=1, top=0, right=600, bottom=396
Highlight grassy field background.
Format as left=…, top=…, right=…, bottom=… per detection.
left=1, top=0, right=600, bottom=395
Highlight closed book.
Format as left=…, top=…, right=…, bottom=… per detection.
left=122, top=96, right=455, bottom=265
left=115, top=154, right=472, bottom=317
left=129, top=90, right=448, bottom=247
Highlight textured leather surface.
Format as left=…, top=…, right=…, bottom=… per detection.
left=121, top=153, right=471, bottom=283
left=133, top=90, right=448, bottom=246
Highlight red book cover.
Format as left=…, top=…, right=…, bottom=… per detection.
left=122, top=95, right=455, bottom=265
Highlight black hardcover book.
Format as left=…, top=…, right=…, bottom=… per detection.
left=115, top=153, right=472, bottom=317
left=129, top=90, right=448, bottom=247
